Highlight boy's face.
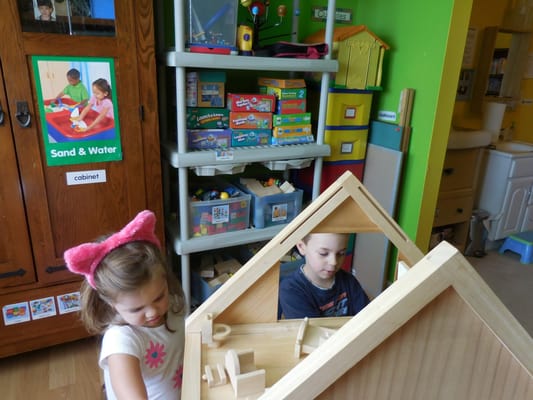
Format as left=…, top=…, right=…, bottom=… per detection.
left=297, top=233, right=348, bottom=286
left=39, top=6, right=53, bottom=20
left=67, top=76, right=80, bottom=85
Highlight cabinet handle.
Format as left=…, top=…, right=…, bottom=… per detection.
left=0, top=104, right=4, bottom=125
left=456, top=208, right=464, bottom=214
left=0, top=268, right=26, bottom=279
left=45, top=265, right=68, bottom=274
left=15, top=101, right=31, bottom=128
left=443, top=167, right=454, bottom=176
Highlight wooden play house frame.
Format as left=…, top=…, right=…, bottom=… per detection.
left=182, top=171, right=532, bottom=399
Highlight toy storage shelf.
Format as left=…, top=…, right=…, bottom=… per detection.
left=162, top=142, right=331, bottom=168
left=159, top=0, right=338, bottom=311
left=167, top=223, right=285, bottom=255
left=165, top=51, right=338, bottom=72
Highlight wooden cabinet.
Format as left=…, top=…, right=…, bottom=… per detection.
left=432, top=148, right=482, bottom=252
left=0, top=1, right=162, bottom=357
left=477, top=148, right=533, bottom=241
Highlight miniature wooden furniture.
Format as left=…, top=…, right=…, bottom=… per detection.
left=294, top=317, right=338, bottom=358
left=182, top=171, right=532, bottom=399
left=202, top=363, right=227, bottom=388
left=225, top=349, right=266, bottom=398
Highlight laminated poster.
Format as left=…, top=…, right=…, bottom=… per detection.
left=32, top=55, right=123, bottom=166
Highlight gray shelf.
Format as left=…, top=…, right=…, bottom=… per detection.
left=165, top=51, right=338, bottom=73
left=167, top=223, right=286, bottom=255
left=162, top=141, right=331, bottom=168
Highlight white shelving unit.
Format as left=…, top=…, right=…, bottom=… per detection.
left=159, top=0, right=338, bottom=310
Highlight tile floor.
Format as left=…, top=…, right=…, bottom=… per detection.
left=467, top=247, right=533, bottom=337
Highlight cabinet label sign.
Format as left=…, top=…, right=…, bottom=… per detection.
left=66, top=169, right=107, bottom=186
left=32, top=55, right=123, bottom=166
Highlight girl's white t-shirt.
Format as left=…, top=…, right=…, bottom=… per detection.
left=99, top=310, right=184, bottom=400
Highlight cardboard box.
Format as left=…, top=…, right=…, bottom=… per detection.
left=231, top=129, right=272, bottom=147
left=257, top=77, right=306, bottom=88
left=272, top=112, right=312, bottom=127
left=271, top=135, right=314, bottom=145
left=187, top=129, right=231, bottom=150
left=276, top=99, right=306, bottom=114
left=227, top=93, right=276, bottom=112
left=229, top=112, right=272, bottom=129
left=259, top=86, right=307, bottom=100
left=187, top=107, right=229, bottom=129
left=272, top=124, right=312, bottom=138
left=197, top=71, right=226, bottom=107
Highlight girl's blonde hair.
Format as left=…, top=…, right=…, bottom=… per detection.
left=80, top=241, right=184, bottom=334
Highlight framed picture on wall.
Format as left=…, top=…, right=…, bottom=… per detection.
left=32, top=55, right=123, bottom=166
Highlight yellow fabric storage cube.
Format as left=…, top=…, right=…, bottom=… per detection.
left=324, top=127, right=368, bottom=162
left=326, top=89, right=372, bottom=127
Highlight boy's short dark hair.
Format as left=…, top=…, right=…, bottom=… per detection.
left=66, top=68, right=81, bottom=80
left=37, top=0, right=53, bottom=7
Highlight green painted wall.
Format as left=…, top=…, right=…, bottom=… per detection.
left=297, top=1, right=473, bottom=279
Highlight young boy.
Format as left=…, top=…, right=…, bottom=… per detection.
left=37, top=0, right=55, bottom=21
left=279, top=233, right=369, bottom=319
left=56, top=68, right=89, bottom=106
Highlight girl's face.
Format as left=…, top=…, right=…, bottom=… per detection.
left=92, top=85, right=108, bottom=101
left=112, top=274, right=170, bottom=328
left=297, top=233, right=348, bottom=288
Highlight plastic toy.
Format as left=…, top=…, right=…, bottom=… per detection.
left=239, top=0, right=290, bottom=51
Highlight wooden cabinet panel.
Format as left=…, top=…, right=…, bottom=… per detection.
left=0, top=0, right=163, bottom=356
left=434, top=190, right=474, bottom=227
left=439, top=148, right=479, bottom=192
left=0, top=61, right=36, bottom=289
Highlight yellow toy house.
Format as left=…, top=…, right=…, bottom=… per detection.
left=306, top=25, right=390, bottom=89
left=182, top=172, right=533, bottom=399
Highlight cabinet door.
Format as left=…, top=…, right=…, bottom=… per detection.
left=492, top=177, right=533, bottom=240
left=0, top=1, right=162, bottom=285
left=520, top=185, right=533, bottom=232
left=0, top=61, right=36, bottom=288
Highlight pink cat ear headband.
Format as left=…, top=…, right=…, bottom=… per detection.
left=64, top=210, right=161, bottom=289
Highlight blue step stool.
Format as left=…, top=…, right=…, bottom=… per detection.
left=499, top=231, right=533, bottom=264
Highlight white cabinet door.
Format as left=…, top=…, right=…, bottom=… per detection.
left=520, top=185, right=533, bottom=232
left=492, top=177, right=533, bottom=240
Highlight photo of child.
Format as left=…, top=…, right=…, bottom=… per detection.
left=56, top=68, right=90, bottom=106
left=71, top=78, right=114, bottom=132
left=34, top=0, right=56, bottom=21
left=33, top=55, right=123, bottom=166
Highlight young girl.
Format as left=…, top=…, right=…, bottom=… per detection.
left=279, top=233, right=369, bottom=319
left=64, top=210, right=185, bottom=399
left=73, top=78, right=114, bottom=132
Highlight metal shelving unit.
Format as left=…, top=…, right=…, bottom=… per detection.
left=158, top=0, right=338, bottom=311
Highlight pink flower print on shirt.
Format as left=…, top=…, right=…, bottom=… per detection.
left=145, top=341, right=166, bottom=368
left=173, top=364, right=183, bottom=389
